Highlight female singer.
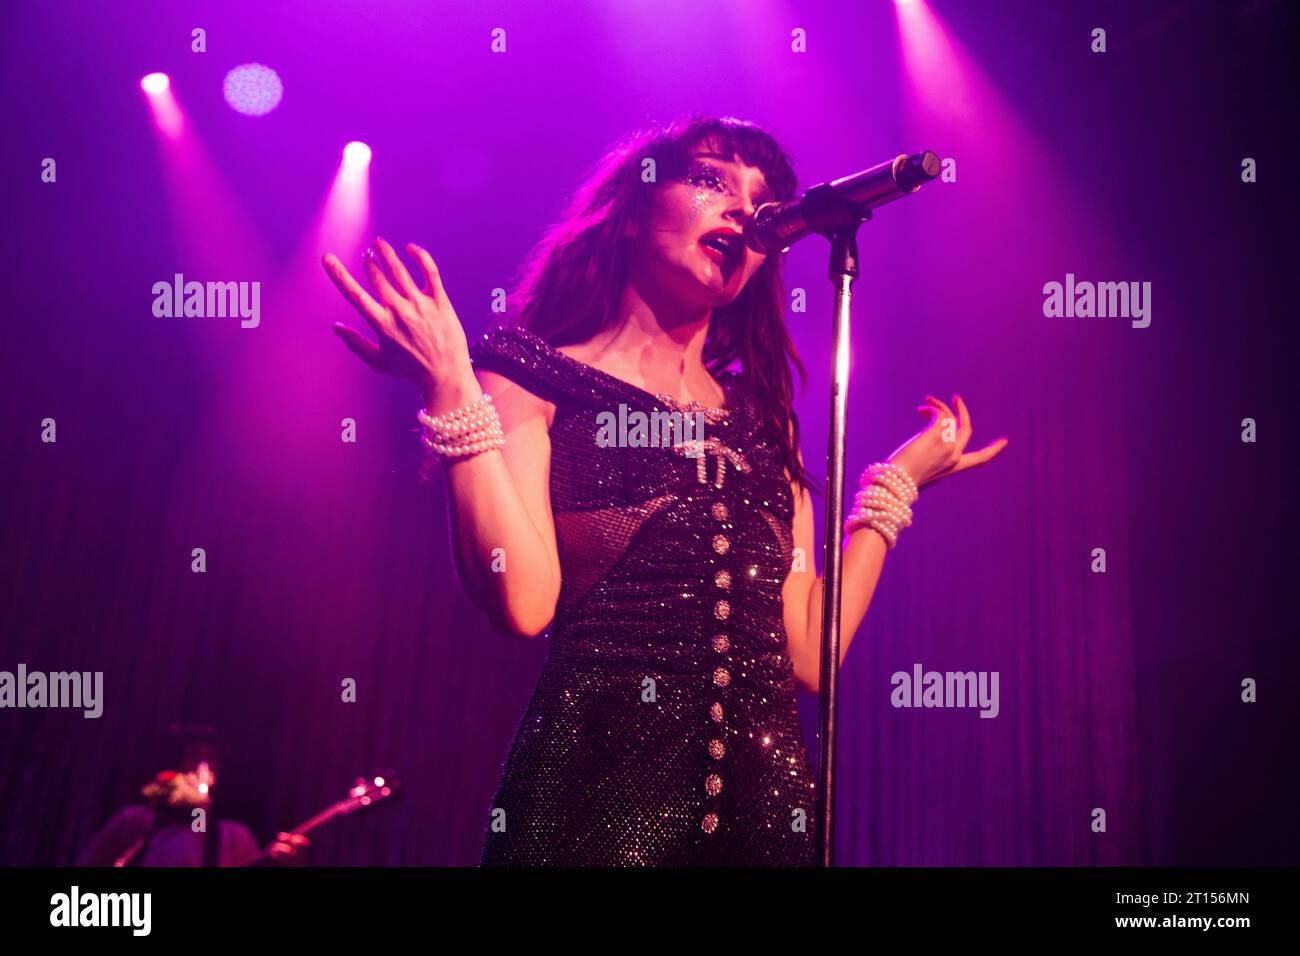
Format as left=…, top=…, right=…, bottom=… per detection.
left=322, top=115, right=1006, bottom=866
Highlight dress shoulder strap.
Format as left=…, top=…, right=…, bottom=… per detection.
left=468, top=323, right=660, bottom=410
left=469, top=323, right=770, bottom=444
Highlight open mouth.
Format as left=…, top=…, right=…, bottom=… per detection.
left=697, top=229, right=744, bottom=270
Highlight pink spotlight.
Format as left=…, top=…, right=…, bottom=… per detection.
left=342, top=141, right=372, bottom=170
left=341, top=141, right=372, bottom=186
left=140, top=72, right=170, bottom=95
left=141, top=72, right=183, bottom=139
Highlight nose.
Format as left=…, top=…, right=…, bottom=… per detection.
left=724, top=197, right=757, bottom=226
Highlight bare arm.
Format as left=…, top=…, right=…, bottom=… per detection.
left=782, top=450, right=887, bottom=694
left=433, top=367, right=561, bottom=637
left=783, top=396, right=1008, bottom=693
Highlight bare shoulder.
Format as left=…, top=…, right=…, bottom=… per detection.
left=475, top=367, right=557, bottom=431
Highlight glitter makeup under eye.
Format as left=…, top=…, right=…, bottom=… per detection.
left=681, top=162, right=732, bottom=222
left=686, top=190, right=714, bottom=222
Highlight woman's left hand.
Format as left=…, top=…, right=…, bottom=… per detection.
left=887, top=394, right=1007, bottom=489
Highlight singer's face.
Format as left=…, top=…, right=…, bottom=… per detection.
left=634, top=149, right=775, bottom=307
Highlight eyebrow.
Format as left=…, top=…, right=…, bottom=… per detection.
left=690, top=151, right=776, bottom=203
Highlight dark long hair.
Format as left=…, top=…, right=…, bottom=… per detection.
left=504, top=114, right=818, bottom=495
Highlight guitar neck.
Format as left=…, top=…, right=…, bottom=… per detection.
left=286, top=799, right=355, bottom=839
left=245, top=777, right=397, bottom=865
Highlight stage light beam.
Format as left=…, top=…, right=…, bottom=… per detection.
left=140, top=72, right=183, bottom=139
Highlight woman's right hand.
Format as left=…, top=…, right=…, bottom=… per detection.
left=322, top=237, right=473, bottom=398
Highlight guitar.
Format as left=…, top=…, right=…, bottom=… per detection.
left=246, top=774, right=402, bottom=865
left=111, top=774, right=401, bottom=867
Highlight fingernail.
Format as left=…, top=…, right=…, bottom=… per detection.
left=362, top=246, right=376, bottom=262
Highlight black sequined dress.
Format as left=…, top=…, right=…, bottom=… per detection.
left=469, top=324, right=817, bottom=866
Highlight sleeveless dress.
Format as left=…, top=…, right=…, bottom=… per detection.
left=469, top=324, right=817, bottom=866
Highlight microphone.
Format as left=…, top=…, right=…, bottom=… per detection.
left=744, top=151, right=942, bottom=255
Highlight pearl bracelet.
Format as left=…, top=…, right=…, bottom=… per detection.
left=864, top=461, right=918, bottom=505
left=851, top=488, right=912, bottom=529
left=420, top=428, right=505, bottom=457
left=843, top=461, right=919, bottom=549
left=418, top=392, right=498, bottom=434
left=849, top=513, right=900, bottom=548
left=416, top=393, right=506, bottom=474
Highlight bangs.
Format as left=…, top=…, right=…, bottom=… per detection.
left=652, top=116, right=798, bottom=202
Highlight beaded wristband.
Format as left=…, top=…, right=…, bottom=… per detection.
left=858, top=482, right=913, bottom=516
left=848, top=513, right=900, bottom=548
left=418, top=392, right=497, bottom=434
left=419, top=427, right=505, bottom=457
left=864, top=461, right=918, bottom=505
left=416, top=393, right=506, bottom=475
left=419, top=418, right=506, bottom=444
left=843, top=461, right=919, bottom=549
left=850, top=487, right=913, bottom=529
left=845, top=503, right=905, bottom=546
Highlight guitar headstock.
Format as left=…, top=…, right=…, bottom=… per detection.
left=323, top=775, right=397, bottom=816
left=340, top=774, right=401, bottom=815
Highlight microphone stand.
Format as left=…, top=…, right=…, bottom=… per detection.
left=814, top=212, right=865, bottom=869
left=800, top=154, right=938, bottom=866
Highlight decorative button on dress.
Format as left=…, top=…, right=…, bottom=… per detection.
left=469, top=324, right=817, bottom=866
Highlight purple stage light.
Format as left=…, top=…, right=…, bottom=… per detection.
left=341, top=141, right=372, bottom=184
left=140, top=72, right=182, bottom=138
left=222, top=63, right=284, bottom=116
left=342, top=141, right=372, bottom=169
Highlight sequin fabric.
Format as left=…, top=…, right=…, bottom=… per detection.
left=470, top=324, right=817, bottom=866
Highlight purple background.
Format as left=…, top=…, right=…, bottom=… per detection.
left=1, top=0, right=1296, bottom=865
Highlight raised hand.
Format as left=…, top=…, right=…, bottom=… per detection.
left=322, top=237, right=474, bottom=398
left=886, top=394, right=1007, bottom=488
